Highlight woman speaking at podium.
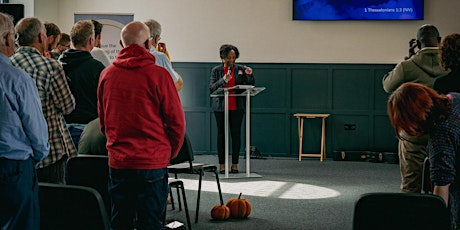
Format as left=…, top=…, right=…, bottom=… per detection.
left=209, top=44, right=255, bottom=174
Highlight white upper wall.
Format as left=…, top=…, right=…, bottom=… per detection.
left=22, top=0, right=460, bottom=63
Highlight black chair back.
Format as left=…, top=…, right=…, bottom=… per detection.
left=167, top=133, right=223, bottom=223
left=170, top=133, right=194, bottom=165
left=66, top=154, right=110, bottom=215
left=39, top=182, right=110, bottom=230
left=353, top=192, right=451, bottom=230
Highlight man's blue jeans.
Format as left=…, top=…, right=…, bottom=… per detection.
left=67, top=124, right=86, bottom=150
left=108, top=167, right=168, bottom=230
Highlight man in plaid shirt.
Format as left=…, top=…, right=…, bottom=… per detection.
left=11, top=17, right=76, bottom=184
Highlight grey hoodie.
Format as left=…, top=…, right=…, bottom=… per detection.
left=382, top=47, right=448, bottom=93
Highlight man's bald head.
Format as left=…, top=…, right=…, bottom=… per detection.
left=121, top=21, right=150, bottom=48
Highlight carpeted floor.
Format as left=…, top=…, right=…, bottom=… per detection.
left=165, top=154, right=401, bottom=230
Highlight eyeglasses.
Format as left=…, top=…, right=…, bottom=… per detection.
left=13, top=33, right=19, bottom=43
left=149, top=35, right=161, bottom=41
left=3, top=32, right=18, bottom=41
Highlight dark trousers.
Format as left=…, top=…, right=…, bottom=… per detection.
left=109, top=167, right=168, bottom=230
left=37, top=156, right=67, bottom=184
left=214, top=110, right=244, bottom=164
left=0, top=157, right=39, bottom=230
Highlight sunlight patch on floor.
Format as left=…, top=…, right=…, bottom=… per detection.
left=278, top=183, right=340, bottom=199
left=179, top=179, right=340, bottom=200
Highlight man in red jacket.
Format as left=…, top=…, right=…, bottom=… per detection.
left=97, top=21, right=185, bottom=229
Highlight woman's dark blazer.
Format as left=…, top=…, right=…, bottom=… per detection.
left=209, top=64, right=255, bottom=112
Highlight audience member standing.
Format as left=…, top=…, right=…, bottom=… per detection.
left=90, top=19, right=111, bottom=67
left=144, top=19, right=183, bottom=91
left=11, top=17, right=76, bottom=184
left=59, top=20, right=105, bottom=147
left=382, top=24, right=447, bottom=193
left=209, top=44, right=255, bottom=174
left=434, top=33, right=460, bottom=94
left=51, top=33, right=70, bottom=59
left=98, top=21, right=185, bottom=229
left=44, top=22, right=61, bottom=59
left=0, top=13, right=49, bottom=229
left=387, top=82, right=460, bottom=229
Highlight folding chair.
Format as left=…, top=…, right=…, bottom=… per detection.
left=38, top=182, right=110, bottom=230
left=167, top=178, right=192, bottom=230
left=353, top=192, right=451, bottom=230
left=66, top=154, right=110, bottom=215
left=168, top=133, right=224, bottom=223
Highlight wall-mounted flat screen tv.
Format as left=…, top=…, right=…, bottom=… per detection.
left=0, top=4, right=24, bottom=25
left=293, top=0, right=424, bottom=20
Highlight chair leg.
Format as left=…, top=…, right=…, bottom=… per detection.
left=178, top=181, right=192, bottom=230
left=213, top=170, right=224, bottom=205
left=169, top=186, right=175, bottom=210
left=194, top=169, right=224, bottom=223
left=167, top=181, right=192, bottom=230
left=174, top=173, right=182, bottom=211
left=195, top=170, right=204, bottom=223
left=177, top=188, right=182, bottom=211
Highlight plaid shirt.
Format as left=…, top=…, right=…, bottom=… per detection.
left=11, top=46, right=77, bottom=168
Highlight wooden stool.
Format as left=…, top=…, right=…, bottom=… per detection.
left=294, top=113, right=330, bottom=161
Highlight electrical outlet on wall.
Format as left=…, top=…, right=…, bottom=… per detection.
left=344, top=124, right=356, bottom=130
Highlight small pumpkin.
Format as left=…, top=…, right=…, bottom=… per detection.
left=225, top=193, right=252, bottom=218
left=211, top=205, right=230, bottom=220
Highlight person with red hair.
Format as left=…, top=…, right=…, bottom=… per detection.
left=387, top=82, right=460, bottom=229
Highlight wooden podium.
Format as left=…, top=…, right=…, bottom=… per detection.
left=211, top=85, right=265, bottom=178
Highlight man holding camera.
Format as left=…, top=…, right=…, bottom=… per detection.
left=383, top=24, right=447, bottom=193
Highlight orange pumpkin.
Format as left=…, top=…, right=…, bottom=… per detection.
left=211, top=205, right=230, bottom=220
left=225, top=193, right=252, bottom=218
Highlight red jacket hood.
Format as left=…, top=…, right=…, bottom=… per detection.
left=113, top=44, right=156, bottom=69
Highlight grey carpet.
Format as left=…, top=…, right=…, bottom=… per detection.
left=166, top=154, right=401, bottom=230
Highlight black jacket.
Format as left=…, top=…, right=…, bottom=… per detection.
left=59, top=49, right=105, bottom=124
left=433, top=69, right=460, bottom=94
left=209, top=64, right=255, bottom=112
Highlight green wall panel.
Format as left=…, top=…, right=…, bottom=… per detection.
left=332, top=115, right=370, bottom=150
left=332, top=69, right=371, bottom=110
left=173, top=62, right=396, bottom=158
left=251, top=113, right=289, bottom=156
left=373, top=115, right=398, bottom=152
left=250, top=68, right=288, bottom=109
left=291, top=68, right=329, bottom=109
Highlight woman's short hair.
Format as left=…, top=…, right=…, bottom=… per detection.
left=387, top=82, right=450, bottom=139
left=439, top=33, right=460, bottom=71
left=219, top=44, right=239, bottom=59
